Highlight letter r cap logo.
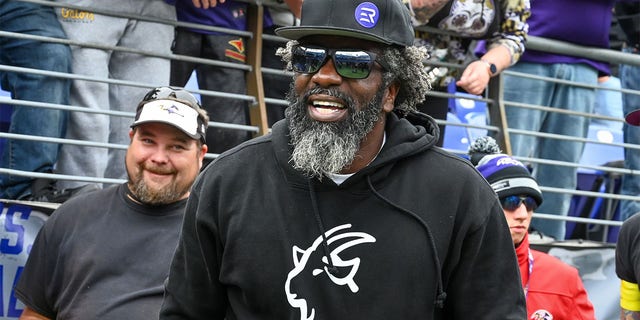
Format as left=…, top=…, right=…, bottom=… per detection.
left=355, top=2, right=379, bottom=29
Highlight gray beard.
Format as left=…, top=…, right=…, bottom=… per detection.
left=285, top=86, right=386, bottom=179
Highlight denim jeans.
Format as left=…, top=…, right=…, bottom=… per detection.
left=503, top=62, right=597, bottom=240
left=0, top=0, right=71, bottom=199
left=619, top=47, right=640, bottom=221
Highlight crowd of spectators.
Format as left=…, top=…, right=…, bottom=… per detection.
left=0, top=0, right=71, bottom=201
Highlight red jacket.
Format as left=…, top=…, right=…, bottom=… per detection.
left=516, top=233, right=595, bottom=320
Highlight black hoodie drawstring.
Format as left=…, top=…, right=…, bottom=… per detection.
left=306, top=176, right=447, bottom=308
left=366, top=176, right=447, bottom=309
left=308, top=180, right=341, bottom=277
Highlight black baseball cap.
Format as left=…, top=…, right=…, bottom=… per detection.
left=275, top=0, right=414, bottom=47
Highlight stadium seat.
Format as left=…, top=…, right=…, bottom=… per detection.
left=442, top=112, right=470, bottom=152
left=442, top=91, right=489, bottom=153
left=578, top=123, right=624, bottom=173
left=568, top=122, right=624, bottom=243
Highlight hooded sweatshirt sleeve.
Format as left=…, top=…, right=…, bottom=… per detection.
left=160, top=168, right=228, bottom=319
left=440, top=179, right=527, bottom=319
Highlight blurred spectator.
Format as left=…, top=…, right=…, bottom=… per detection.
left=501, top=0, right=617, bottom=240
left=52, top=0, right=176, bottom=197
left=617, top=0, right=640, bottom=222
left=169, top=0, right=274, bottom=156
left=14, top=87, right=208, bottom=319
left=469, top=136, right=595, bottom=320
left=616, top=209, right=640, bottom=318
left=0, top=0, right=70, bottom=200
left=408, top=0, right=530, bottom=147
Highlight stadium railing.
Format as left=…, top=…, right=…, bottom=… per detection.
left=2, top=0, right=640, bottom=242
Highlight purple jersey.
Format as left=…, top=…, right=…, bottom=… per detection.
left=173, top=0, right=273, bottom=35
left=521, top=0, right=617, bottom=75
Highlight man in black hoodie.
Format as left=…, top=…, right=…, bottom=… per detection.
left=160, top=0, right=526, bottom=319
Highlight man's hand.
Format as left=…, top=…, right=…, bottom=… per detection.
left=456, top=60, right=492, bottom=95
left=283, top=0, right=302, bottom=18
left=192, top=0, right=225, bottom=9
left=621, top=309, right=640, bottom=320
left=19, top=307, right=51, bottom=320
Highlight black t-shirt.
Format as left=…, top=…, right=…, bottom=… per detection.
left=616, top=213, right=640, bottom=285
left=14, top=184, right=187, bottom=320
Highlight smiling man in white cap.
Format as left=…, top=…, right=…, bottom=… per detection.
left=14, top=87, right=208, bottom=320
left=160, top=0, right=525, bottom=319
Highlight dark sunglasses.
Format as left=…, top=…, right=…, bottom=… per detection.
left=291, top=45, right=387, bottom=79
left=141, top=87, right=202, bottom=109
left=500, top=195, right=538, bottom=211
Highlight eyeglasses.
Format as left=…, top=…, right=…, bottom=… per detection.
left=141, top=87, right=201, bottom=109
left=291, top=45, right=387, bottom=79
left=500, top=195, right=538, bottom=211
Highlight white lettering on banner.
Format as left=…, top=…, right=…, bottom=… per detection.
left=0, top=203, right=48, bottom=319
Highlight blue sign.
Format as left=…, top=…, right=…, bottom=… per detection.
left=0, top=203, right=48, bottom=319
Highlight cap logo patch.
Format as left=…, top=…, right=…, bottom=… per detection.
left=492, top=180, right=510, bottom=191
left=530, top=309, right=553, bottom=319
left=355, top=2, right=379, bottom=29
left=496, top=157, right=525, bottom=168
left=134, top=99, right=200, bottom=138
left=162, top=104, right=185, bottom=118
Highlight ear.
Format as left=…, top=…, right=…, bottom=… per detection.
left=196, top=143, right=208, bottom=169
left=129, top=129, right=135, bottom=140
left=199, top=143, right=208, bottom=160
left=382, top=81, right=400, bottom=113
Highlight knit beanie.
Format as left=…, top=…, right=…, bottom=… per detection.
left=468, top=137, right=543, bottom=206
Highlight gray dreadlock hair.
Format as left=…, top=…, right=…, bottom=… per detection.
left=276, top=41, right=432, bottom=114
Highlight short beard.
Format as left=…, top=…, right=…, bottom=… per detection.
left=128, top=164, right=189, bottom=205
left=285, top=85, right=386, bottom=179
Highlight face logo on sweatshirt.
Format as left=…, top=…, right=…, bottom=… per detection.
left=284, top=224, right=376, bottom=320
left=530, top=309, right=553, bottom=320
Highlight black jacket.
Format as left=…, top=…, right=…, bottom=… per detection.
left=161, top=112, right=526, bottom=319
